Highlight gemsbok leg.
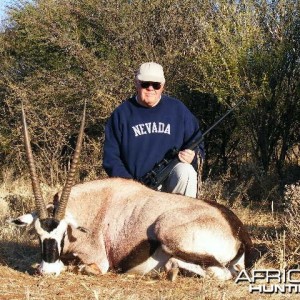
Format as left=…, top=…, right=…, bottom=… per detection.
left=154, top=207, right=248, bottom=281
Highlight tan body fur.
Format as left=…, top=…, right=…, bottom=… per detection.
left=59, top=178, right=252, bottom=280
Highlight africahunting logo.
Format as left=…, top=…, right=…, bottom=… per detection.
left=235, top=269, right=300, bottom=294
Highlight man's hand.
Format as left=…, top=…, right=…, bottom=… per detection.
left=178, top=149, right=195, bottom=164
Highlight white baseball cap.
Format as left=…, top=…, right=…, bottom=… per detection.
left=135, top=62, right=165, bottom=83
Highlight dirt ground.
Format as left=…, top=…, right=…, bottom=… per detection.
left=0, top=264, right=278, bottom=300
left=0, top=242, right=297, bottom=300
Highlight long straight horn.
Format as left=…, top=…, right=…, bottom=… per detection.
left=21, top=103, right=48, bottom=220
left=55, top=101, right=86, bottom=221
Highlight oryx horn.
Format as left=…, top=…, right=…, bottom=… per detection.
left=21, top=103, right=48, bottom=220
left=55, top=101, right=86, bottom=220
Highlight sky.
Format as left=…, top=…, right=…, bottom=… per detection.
left=0, top=0, right=33, bottom=25
left=0, top=0, right=14, bottom=24
left=0, top=0, right=35, bottom=27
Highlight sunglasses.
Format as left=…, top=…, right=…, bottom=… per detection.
left=139, top=81, right=162, bottom=90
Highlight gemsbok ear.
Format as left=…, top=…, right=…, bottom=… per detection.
left=46, top=204, right=55, bottom=217
left=8, top=212, right=37, bottom=226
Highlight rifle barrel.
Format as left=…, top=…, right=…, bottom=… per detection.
left=185, top=98, right=246, bottom=150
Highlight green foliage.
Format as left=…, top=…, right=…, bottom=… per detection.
left=0, top=0, right=299, bottom=201
left=242, top=0, right=300, bottom=178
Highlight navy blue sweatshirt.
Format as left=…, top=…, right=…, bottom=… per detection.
left=103, top=95, right=204, bottom=179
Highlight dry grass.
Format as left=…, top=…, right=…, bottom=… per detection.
left=0, top=266, right=273, bottom=300
left=0, top=175, right=298, bottom=299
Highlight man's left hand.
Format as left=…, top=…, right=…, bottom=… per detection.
left=178, top=149, right=195, bottom=164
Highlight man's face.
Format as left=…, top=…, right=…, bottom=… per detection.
left=135, top=80, right=164, bottom=108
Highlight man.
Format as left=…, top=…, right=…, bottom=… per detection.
left=103, top=62, right=204, bottom=198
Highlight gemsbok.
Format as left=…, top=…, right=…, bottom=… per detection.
left=10, top=103, right=253, bottom=281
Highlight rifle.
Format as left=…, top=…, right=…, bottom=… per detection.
left=139, top=98, right=246, bottom=189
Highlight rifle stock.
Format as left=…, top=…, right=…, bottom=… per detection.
left=139, top=98, right=246, bottom=190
